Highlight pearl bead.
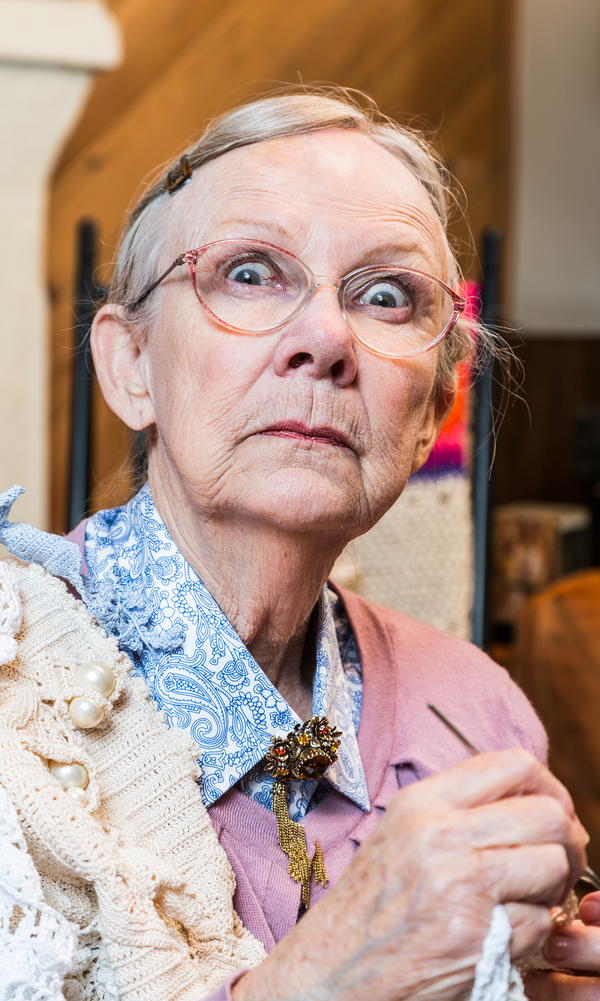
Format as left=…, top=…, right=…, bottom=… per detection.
left=68, top=696, right=105, bottom=729
left=65, top=785, right=88, bottom=807
left=49, top=760, right=89, bottom=789
left=74, top=660, right=115, bottom=698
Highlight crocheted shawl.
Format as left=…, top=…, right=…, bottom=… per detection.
left=0, top=560, right=265, bottom=1001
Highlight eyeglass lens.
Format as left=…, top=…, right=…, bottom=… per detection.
left=192, top=240, right=455, bottom=356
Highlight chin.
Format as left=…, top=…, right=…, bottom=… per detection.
left=247, top=469, right=366, bottom=537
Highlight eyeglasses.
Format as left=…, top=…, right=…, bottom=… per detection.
left=130, top=239, right=466, bottom=359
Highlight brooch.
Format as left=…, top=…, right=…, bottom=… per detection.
left=265, top=716, right=341, bottom=907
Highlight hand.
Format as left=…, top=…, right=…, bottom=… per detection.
left=525, top=892, right=600, bottom=1000
left=234, top=749, right=588, bottom=1001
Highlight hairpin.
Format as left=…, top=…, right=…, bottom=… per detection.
left=165, top=155, right=193, bottom=195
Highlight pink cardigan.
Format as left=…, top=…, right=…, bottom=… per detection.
left=202, top=587, right=547, bottom=999
left=66, top=524, right=545, bottom=998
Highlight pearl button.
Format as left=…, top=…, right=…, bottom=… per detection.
left=65, top=785, right=88, bottom=807
left=49, top=760, right=89, bottom=789
left=68, top=696, right=105, bottom=729
left=74, top=660, right=115, bottom=698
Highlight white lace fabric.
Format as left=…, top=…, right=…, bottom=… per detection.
left=0, top=787, right=78, bottom=1000
left=468, top=906, right=526, bottom=1001
left=0, top=562, right=21, bottom=667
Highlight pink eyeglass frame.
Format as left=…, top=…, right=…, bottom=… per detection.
left=129, top=238, right=467, bottom=360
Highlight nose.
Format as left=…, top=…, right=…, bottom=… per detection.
left=271, top=286, right=358, bottom=387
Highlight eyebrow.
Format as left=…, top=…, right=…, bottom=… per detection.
left=353, top=242, right=436, bottom=271
left=204, top=218, right=296, bottom=242
left=199, top=222, right=437, bottom=272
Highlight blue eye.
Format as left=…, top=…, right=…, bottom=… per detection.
left=227, top=261, right=273, bottom=285
left=358, top=281, right=410, bottom=309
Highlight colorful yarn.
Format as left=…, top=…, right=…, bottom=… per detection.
left=417, top=280, right=480, bottom=478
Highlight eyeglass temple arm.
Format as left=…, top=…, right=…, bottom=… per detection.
left=128, top=253, right=188, bottom=312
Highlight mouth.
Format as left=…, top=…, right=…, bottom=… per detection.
left=258, top=421, right=352, bottom=449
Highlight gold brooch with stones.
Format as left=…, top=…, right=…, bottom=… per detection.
left=265, top=716, right=342, bottom=908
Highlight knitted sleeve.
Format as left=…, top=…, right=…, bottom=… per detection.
left=0, top=560, right=266, bottom=1001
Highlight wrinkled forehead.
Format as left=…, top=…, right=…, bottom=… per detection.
left=164, top=129, right=450, bottom=277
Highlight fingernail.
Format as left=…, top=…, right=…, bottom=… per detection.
left=544, top=936, right=570, bottom=962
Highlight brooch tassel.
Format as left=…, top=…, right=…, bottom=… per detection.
left=265, top=716, right=341, bottom=908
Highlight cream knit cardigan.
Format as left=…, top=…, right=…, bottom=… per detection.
left=0, top=560, right=265, bottom=1001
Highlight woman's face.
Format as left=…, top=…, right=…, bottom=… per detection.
left=130, top=130, right=450, bottom=540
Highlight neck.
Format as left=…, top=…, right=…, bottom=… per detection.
left=148, top=469, right=346, bottom=718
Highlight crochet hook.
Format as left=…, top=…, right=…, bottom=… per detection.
left=427, top=703, right=600, bottom=894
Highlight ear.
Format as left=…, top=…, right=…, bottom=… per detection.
left=91, top=304, right=155, bottom=431
left=410, top=384, right=455, bottom=475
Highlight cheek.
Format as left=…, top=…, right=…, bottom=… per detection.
left=149, top=285, right=229, bottom=376
left=365, top=357, right=437, bottom=456
left=146, top=314, right=267, bottom=446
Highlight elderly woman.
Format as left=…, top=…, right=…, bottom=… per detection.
left=0, top=89, right=598, bottom=1001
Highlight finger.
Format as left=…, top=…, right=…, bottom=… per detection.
left=452, top=792, right=584, bottom=856
left=544, top=922, right=600, bottom=972
left=579, top=892, right=600, bottom=927
left=504, top=902, right=551, bottom=959
left=525, top=970, right=600, bottom=1001
left=456, top=796, right=586, bottom=881
left=408, top=749, right=577, bottom=815
left=481, top=844, right=570, bottom=907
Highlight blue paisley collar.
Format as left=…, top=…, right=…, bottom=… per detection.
left=83, top=484, right=370, bottom=818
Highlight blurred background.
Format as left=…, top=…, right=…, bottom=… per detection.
left=1, top=0, right=599, bottom=857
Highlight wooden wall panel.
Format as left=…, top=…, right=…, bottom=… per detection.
left=48, top=0, right=511, bottom=531
left=59, top=0, right=228, bottom=162
left=493, top=338, right=600, bottom=506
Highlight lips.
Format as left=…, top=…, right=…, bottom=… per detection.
left=259, top=421, right=351, bottom=448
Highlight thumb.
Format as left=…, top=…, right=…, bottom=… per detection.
left=579, top=891, right=600, bottom=926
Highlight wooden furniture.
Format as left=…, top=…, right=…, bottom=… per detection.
left=512, top=569, right=600, bottom=871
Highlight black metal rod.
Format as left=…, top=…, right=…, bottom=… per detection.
left=471, top=227, right=502, bottom=648
left=68, top=219, right=99, bottom=531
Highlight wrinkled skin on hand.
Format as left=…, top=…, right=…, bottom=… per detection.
left=525, top=891, right=600, bottom=1000
left=234, top=749, right=588, bottom=1001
